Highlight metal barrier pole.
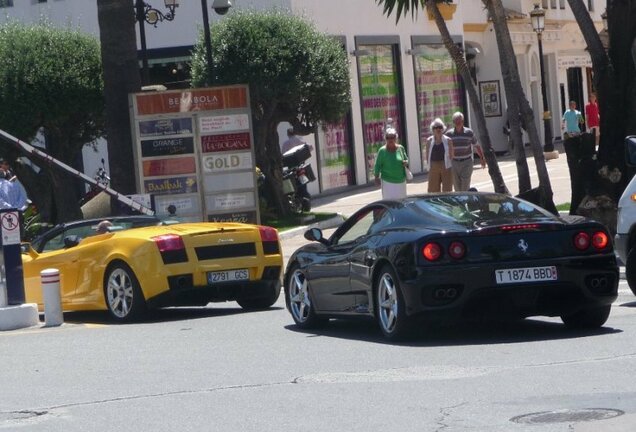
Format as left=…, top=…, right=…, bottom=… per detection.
left=41, top=269, right=63, bottom=327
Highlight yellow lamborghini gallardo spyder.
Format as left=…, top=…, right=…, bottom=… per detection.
left=22, top=216, right=283, bottom=322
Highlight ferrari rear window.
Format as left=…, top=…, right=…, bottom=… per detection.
left=411, top=194, right=552, bottom=223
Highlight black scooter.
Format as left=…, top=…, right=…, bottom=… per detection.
left=281, top=143, right=315, bottom=214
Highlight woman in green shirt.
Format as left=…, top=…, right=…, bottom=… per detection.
left=374, top=127, right=409, bottom=199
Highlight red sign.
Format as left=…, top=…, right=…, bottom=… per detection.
left=201, top=132, right=251, bottom=153
left=135, top=87, right=248, bottom=115
left=143, top=157, right=196, bottom=177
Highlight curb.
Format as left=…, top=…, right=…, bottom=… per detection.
left=278, top=213, right=346, bottom=240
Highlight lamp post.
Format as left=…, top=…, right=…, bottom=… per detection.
left=200, top=0, right=232, bottom=86
left=134, top=0, right=179, bottom=86
left=530, top=4, right=554, bottom=152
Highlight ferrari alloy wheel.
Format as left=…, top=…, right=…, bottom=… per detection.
left=627, top=247, right=636, bottom=296
left=561, top=305, right=611, bottom=329
left=375, top=265, right=411, bottom=340
left=104, top=263, right=146, bottom=322
left=286, top=266, right=325, bottom=328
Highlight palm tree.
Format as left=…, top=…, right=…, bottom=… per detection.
left=378, top=0, right=558, bottom=210
left=96, top=0, right=141, bottom=197
left=482, top=0, right=555, bottom=211
left=378, top=0, right=509, bottom=194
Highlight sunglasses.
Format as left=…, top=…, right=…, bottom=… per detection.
left=386, top=135, right=397, bottom=139
left=433, top=126, right=443, bottom=130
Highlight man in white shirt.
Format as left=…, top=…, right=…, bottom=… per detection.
left=281, top=127, right=305, bottom=154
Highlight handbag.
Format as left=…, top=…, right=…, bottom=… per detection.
left=405, top=167, right=414, bottom=181
left=400, top=146, right=413, bottom=181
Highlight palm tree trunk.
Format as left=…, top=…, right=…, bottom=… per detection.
left=97, top=0, right=141, bottom=198
left=426, top=0, right=508, bottom=194
left=484, top=0, right=556, bottom=212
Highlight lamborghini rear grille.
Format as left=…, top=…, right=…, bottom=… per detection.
left=195, top=243, right=256, bottom=260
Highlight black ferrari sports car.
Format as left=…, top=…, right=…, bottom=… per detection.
left=284, top=193, right=618, bottom=340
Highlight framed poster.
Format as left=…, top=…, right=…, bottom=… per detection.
left=479, top=80, right=502, bottom=117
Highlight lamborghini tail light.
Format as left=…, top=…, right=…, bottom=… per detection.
left=573, top=232, right=590, bottom=251
left=422, top=242, right=442, bottom=261
left=448, top=241, right=466, bottom=259
left=591, top=231, right=609, bottom=250
left=153, top=234, right=187, bottom=264
left=259, top=226, right=280, bottom=255
left=152, top=234, right=185, bottom=252
left=258, top=226, right=279, bottom=242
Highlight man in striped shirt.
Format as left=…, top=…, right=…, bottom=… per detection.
left=445, top=112, right=485, bottom=191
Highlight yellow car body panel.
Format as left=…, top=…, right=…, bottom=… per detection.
left=23, top=221, right=284, bottom=314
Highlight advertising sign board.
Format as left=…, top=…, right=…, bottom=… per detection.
left=131, top=85, right=259, bottom=223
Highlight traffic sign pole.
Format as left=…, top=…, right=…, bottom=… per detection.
left=0, top=209, right=25, bottom=305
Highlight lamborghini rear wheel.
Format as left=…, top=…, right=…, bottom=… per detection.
left=237, top=283, right=281, bottom=310
left=104, top=262, right=146, bottom=322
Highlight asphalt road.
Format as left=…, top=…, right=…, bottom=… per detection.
left=2, top=281, right=635, bottom=432
left=3, top=145, right=636, bottom=431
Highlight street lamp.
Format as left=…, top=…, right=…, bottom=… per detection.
left=134, top=0, right=180, bottom=86
left=530, top=3, right=554, bottom=152
left=201, top=0, right=232, bottom=85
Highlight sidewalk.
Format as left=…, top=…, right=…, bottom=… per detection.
left=311, top=142, right=572, bottom=220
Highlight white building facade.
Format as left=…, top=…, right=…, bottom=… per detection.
left=0, top=0, right=605, bottom=196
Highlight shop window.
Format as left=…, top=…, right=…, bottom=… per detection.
left=355, top=43, right=404, bottom=182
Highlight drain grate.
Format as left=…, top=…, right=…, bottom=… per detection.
left=511, top=408, right=624, bottom=424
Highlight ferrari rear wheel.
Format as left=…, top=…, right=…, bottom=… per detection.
left=286, top=266, right=325, bottom=328
left=104, top=262, right=146, bottom=323
left=626, top=246, right=636, bottom=296
left=237, top=283, right=281, bottom=310
left=375, top=265, right=412, bottom=340
left=561, top=305, right=611, bottom=329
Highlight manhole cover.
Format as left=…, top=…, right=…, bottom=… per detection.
left=511, top=408, right=624, bottom=424
left=0, top=410, right=48, bottom=425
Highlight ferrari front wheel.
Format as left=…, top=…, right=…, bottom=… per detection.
left=286, top=265, right=325, bottom=328
left=375, top=265, right=412, bottom=340
left=104, top=262, right=146, bottom=323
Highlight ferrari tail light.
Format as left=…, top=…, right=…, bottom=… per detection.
left=422, top=242, right=442, bottom=261
left=592, top=231, right=609, bottom=250
left=152, top=234, right=185, bottom=252
left=259, top=226, right=279, bottom=242
left=501, top=224, right=539, bottom=231
left=573, top=232, right=590, bottom=251
left=448, top=241, right=466, bottom=259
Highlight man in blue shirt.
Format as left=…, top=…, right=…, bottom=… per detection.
left=0, top=159, right=28, bottom=211
left=562, top=100, right=584, bottom=139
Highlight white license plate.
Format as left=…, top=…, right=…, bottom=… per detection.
left=207, top=269, right=249, bottom=284
left=495, top=266, right=557, bottom=284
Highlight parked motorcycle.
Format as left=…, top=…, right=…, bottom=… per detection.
left=281, top=143, right=315, bottom=214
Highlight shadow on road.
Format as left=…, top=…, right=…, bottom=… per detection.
left=61, top=305, right=284, bottom=325
left=285, top=317, right=621, bottom=347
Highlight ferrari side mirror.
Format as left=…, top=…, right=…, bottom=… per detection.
left=304, top=227, right=323, bottom=242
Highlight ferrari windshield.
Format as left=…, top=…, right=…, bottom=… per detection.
left=409, top=193, right=555, bottom=224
